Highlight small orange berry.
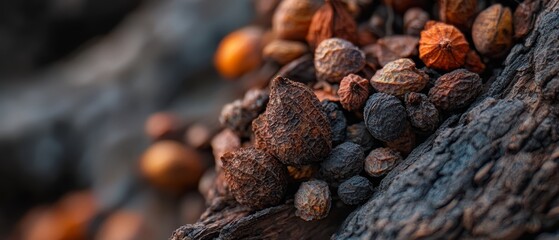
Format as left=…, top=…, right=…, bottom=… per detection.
left=419, top=21, right=469, bottom=71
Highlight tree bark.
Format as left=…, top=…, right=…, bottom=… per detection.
left=171, top=0, right=559, bottom=239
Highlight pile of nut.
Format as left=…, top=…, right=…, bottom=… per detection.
left=211, top=0, right=526, bottom=221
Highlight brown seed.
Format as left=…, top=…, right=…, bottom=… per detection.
left=472, top=4, right=513, bottom=58
left=263, top=40, right=308, bottom=65
left=319, top=142, right=364, bottom=184
left=384, top=0, right=427, bottom=13
left=370, top=58, right=429, bottom=97
left=277, top=54, right=316, bottom=84
left=273, top=0, right=323, bottom=40
left=221, top=147, right=288, bottom=210
left=514, top=0, right=538, bottom=39
left=405, top=92, right=439, bottom=133
left=294, top=180, right=332, bottom=221
left=403, top=8, right=429, bottom=36
left=314, top=38, right=365, bottom=83
left=357, top=23, right=378, bottom=46
left=219, top=88, right=269, bottom=138
left=464, top=49, right=486, bottom=74
left=428, top=69, right=482, bottom=111
left=306, top=0, right=359, bottom=49
left=253, top=77, right=332, bottom=166
left=338, top=74, right=370, bottom=111
left=214, top=26, right=264, bottom=79
left=438, top=0, right=477, bottom=30
left=346, top=122, right=380, bottom=151
left=364, top=93, right=408, bottom=142
left=364, top=36, right=419, bottom=67
left=364, top=147, right=403, bottom=177
left=210, top=129, right=241, bottom=170
left=419, top=21, right=469, bottom=71
left=287, top=165, right=318, bottom=182
left=385, top=124, right=416, bottom=156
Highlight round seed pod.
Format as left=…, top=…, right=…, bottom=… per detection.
left=385, top=125, right=416, bottom=156
left=314, top=38, right=365, bottom=83
left=419, top=21, right=469, bottom=71
left=472, top=4, right=513, bottom=58
left=404, top=92, right=439, bottom=133
left=221, top=147, right=288, bottom=210
left=219, top=88, right=269, bottom=138
left=404, top=8, right=429, bottom=36
left=370, top=58, right=429, bottom=97
left=428, top=69, right=482, bottom=111
left=364, top=93, right=408, bottom=142
left=273, top=0, right=323, bottom=41
left=438, top=0, right=477, bottom=30
left=321, top=100, right=347, bottom=145
left=263, top=40, right=308, bottom=65
left=337, top=176, right=374, bottom=205
left=319, top=142, right=364, bottom=184
left=338, top=74, right=370, bottom=112
left=364, top=147, right=403, bottom=177
left=294, top=180, right=331, bottom=221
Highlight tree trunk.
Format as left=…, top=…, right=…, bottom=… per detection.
left=171, top=1, right=559, bottom=239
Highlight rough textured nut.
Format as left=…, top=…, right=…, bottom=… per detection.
left=263, top=40, right=308, bottom=65
left=314, top=38, right=365, bottom=83
left=273, top=0, right=323, bottom=40
left=337, top=175, right=374, bottom=205
left=321, top=100, right=347, bottom=145
left=214, top=26, right=264, bottom=79
left=253, top=77, right=332, bottom=166
left=306, top=0, right=358, bottom=49
left=364, top=36, right=419, bottom=67
left=472, top=4, right=513, bottom=58
left=221, top=147, right=288, bottom=210
left=364, top=147, right=402, bottom=177
left=319, top=142, right=364, bottom=184
left=403, top=8, right=429, bottom=36
left=464, top=49, right=486, bottom=74
left=405, top=92, right=439, bottom=133
left=438, top=0, right=477, bottom=30
left=210, top=129, right=241, bottom=170
left=357, top=23, right=377, bottom=46
left=428, top=69, right=482, bottom=111
left=287, top=165, right=318, bottom=182
left=219, top=88, right=269, bottom=138
left=346, top=122, right=380, bottom=151
left=370, top=58, right=429, bottom=97
left=419, top=21, right=469, bottom=71
left=385, top=124, right=416, bottom=156
left=294, top=180, right=331, bottom=221
left=338, top=74, right=370, bottom=111
left=364, top=93, right=408, bottom=142
left=514, top=0, right=538, bottom=39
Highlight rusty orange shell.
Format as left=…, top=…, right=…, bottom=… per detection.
left=419, top=21, right=469, bottom=71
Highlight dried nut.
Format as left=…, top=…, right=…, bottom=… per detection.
left=464, top=49, right=486, bottom=74
left=472, top=4, right=513, bottom=58
left=210, top=129, right=241, bottom=170
left=263, top=40, right=308, bottom=65
left=357, top=23, right=377, bottom=46
left=319, top=142, right=364, bottom=184
left=294, top=180, right=332, bottom=221
left=253, top=77, right=332, bottom=166
left=306, top=0, right=358, bottom=49
left=438, top=0, right=477, bottom=30
left=219, top=88, right=269, bottom=138
left=338, top=74, right=370, bottom=111
left=384, top=0, right=427, bottom=13
left=405, top=92, right=439, bottom=133
left=287, top=165, right=318, bottom=182
left=337, top=175, right=374, bottom=205
left=364, top=93, right=408, bottom=142
left=364, top=36, right=419, bottom=67
left=95, top=211, right=151, bottom=240
left=314, top=38, right=365, bottom=83
left=368, top=14, right=385, bottom=38
left=140, top=141, right=204, bottom=193
left=277, top=54, right=316, bottom=84
left=370, top=58, right=429, bottom=97
left=221, top=147, right=288, bottom=209
left=346, top=122, right=380, bottom=151
left=428, top=69, right=482, bottom=111
left=364, top=147, right=402, bottom=177
left=273, top=0, right=323, bottom=40
left=514, top=0, right=538, bottom=39
left=322, top=100, right=347, bottom=145
left=144, top=112, right=182, bottom=141
left=404, top=8, right=429, bottom=36
left=419, top=21, right=469, bottom=71
left=214, top=26, right=264, bottom=79
left=385, top=125, right=416, bottom=156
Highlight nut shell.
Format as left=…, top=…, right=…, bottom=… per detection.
left=306, top=0, right=359, bottom=49
left=364, top=93, right=408, bottom=142
left=364, top=147, right=403, bottom=177
left=438, top=0, right=477, bottom=30
left=321, top=100, right=347, bottom=145
left=370, top=58, right=429, bottom=97
left=404, top=8, right=429, bottom=36
left=419, top=21, right=469, bottom=71
left=428, top=69, right=482, bottom=111
left=319, top=142, right=364, bottom=184
left=273, top=0, right=323, bottom=40
left=338, top=74, right=370, bottom=111
left=314, top=38, right=365, bottom=83
left=405, top=92, right=439, bottom=133
left=263, top=40, right=308, bottom=65
left=472, top=4, right=513, bottom=58
left=294, top=180, right=332, bottom=221
left=337, top=176, right=374, bottom=205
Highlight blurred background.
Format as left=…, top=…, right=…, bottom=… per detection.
left=0, top=0, right=257, bottom=239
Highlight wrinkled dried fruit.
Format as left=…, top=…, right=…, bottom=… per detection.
left=405, top=92, right=439, bottom=133
left=263, top=40, right=308, bottom=65
left=337, top=175, right=374, bottom=205
left=370, top=58, right=429, bottom=97
left=221, top=147, right=288, bottom=209
left=364, top=93, right=408, bottom=142
left=472, top=4, right=513, bottom=58
left=419, top=21, right=469, bottom=71
left=364, top=147, right=402, bottom=177
left=464, top=49, right=486, bottom=74
left=273, top=0, right=323, bottom=40
left=211, top=129, right=241, bottom=170
left=514, top=0, right=538, bottom=39
left=428, top=69, right=482, bottom=111
left=294, top=180, right=331, bottom=221
left=253, top=77, right=332, bottom=166
left=214, top=26, right=264, bottom=79
left=403, top=8, right=429, bottom=36
left=364, top=36, right=419, bottom=67
left=219, top=88, right=269, bottom=138
left=322, top=100, right=347, bottom=145
left=307, top=0, right=358, bottom=49
left=438, top=0, right=477, bottom=30
left=314, top=38, right=365, bottom=83
left=287, top=165, right=318, bottom=182
left=385, top=125, right=416, bottom=156
left=320, top=142, right=364, bottom=184
left=338, top=74, right=370, bottom=111
left=346, top=122, right=379, bottom=151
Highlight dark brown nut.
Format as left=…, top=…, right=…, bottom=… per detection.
left=337, top=175, right=374, bottom=205
left=288, top=165, right=318, bottom=182
left=385, top=124, right=416, bottom=156
left=306, top=0, right=358, bottom=49
left=219, top=88, right=269, bottom=138
left=144, top=112, right=182, bottom=141
left=438, top=0, right=477, bottom=30
left=277, top=54, right=316, bottom=84
left=403, top=8, right=429, bottom=36
left=338, top=74, right=370, bottom=111
left=357, top=23, right=377, bottom=46
left=472, top=4, right=513, bottom=58
left=314, top=38, right=365, bottom=83
left=214, top=26, right=264, bottom=79
left=383, top=0, right=427, bottom=13
left=419, top=21, right=469, bottom=71
left=364, top=147, right=402, bottom=177
left=322, top=100, right=347, bottom=145
left=253, top=77, right=332, bottom=166
left=514, top=0, right=538, bottom=39
left=211, top=129, right=241, bottom=170
left=346, top=122, right=380, bottom=151
left=319, top=142, right=364, bottom=184
left=221, top=147, right=288, bottom=210
left=370, top=58, right=429, bottom=97
left=364, top=93, right=408, bottom=142
left=364, top=36, right=419, bottom=67
left=263, top=40, right=308, bottom=65
left=294, top=180, right=332, bottom=221
left=404, top=92, right=439, bottom=133
left=464, top=49, right=486, bottom=74
left=273, top=0, right=323, bottom=40
left=428, top=69, right=482, bottom=111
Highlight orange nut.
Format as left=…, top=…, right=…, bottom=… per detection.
left=214, top=26, right=264, bottom=79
